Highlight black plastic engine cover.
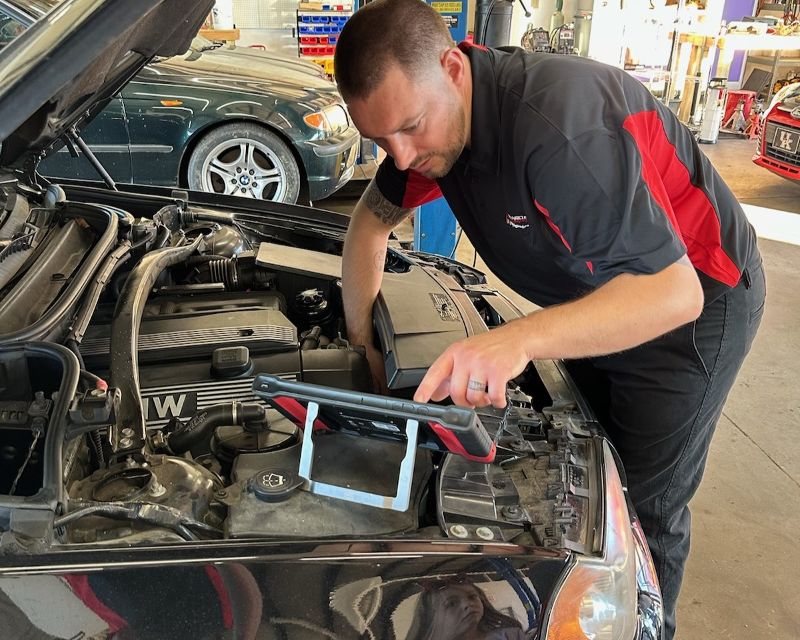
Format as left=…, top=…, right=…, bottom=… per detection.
left=81, top=291, right=372, bottom=429
left=375, top=270, right=470, bottom=389
left=81, top=291, right=295, bottom=365
left=85, top=350, right=372, bottom=431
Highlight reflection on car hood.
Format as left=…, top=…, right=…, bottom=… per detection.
left=0, top=540, right=568, bottom=639
left=196, top=44, right=329, bottom=79
left=0, top=0, right=214, bottom=170
left=149, top=50, right=340, bottom=105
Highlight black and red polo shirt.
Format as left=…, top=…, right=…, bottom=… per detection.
left=375, top=43, right=758, bottom=308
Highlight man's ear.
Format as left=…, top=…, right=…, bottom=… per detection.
left=441, top=47, right=466, bottom=88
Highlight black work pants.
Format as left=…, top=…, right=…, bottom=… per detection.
left=566, top=256, right=766, bottom=640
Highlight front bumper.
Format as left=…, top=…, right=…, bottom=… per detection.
left=301, top=128, right=360, bottom=200
left=753, top=111, right=800, bottom=182
left=753, top=152, right=800, bottom=181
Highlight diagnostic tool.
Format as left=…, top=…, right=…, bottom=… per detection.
left=252, top=374, right=499, bottom=512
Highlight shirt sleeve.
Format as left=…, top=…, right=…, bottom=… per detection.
left=374, top=155, right=442, bottom=208
left=528, top=129, right=686, bottom=283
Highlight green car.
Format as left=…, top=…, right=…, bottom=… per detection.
left=1, top=0, right=360, bottom=203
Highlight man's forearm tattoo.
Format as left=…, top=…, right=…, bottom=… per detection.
left=363, top=180, right=412, bottom=227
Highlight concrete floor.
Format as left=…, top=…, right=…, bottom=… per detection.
left=676, top=140, right=799, bottom=640
left=321, top=136, right=800, bottom=639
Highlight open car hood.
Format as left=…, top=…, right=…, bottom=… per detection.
left=0, top=0, right=214, bottom=170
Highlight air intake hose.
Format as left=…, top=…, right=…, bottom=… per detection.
left=168, top=402, right=266, bottom=454
left=109, top=237, right=202, bottom=459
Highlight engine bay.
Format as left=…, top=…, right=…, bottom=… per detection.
left=0, top=184, right=599, bottom=555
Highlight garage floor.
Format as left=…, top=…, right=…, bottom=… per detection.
left=668, top=139, right=799, bottom=640
left=323, top=136, right=800, bottom=639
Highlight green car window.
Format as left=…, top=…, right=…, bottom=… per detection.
left=0, top=10, right=25, bottom=47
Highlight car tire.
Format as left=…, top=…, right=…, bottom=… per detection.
left=187, top=123, right=301, bottom=203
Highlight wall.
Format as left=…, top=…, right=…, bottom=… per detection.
left=722, top=0, right=758, bottom=83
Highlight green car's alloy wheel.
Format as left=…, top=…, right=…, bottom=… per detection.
left=188, top=123, right=301, bottom=203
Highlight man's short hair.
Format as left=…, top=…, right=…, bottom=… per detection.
left=334, top=0, right=454, bottom=101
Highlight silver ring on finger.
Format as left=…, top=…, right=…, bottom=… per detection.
left=467, top=379, right=486, bottom=392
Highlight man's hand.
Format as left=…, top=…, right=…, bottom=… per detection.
left=413, top=322, right=530, bottom=409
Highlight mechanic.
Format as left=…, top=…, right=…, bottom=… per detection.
left=333, top=0, right=765, bottom=637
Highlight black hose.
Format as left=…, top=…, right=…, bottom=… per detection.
left=176, top=524, right=197, bottom=540
left=184, top=255, right=245, bottom=289
left=79, top=369, right=107, bottom=391
left=181, top=208, right=234, bottom=225
left=184, top=254, right=229, bottom=265
left=53, top=502, right=215, bottom=541
left=65, top=338, right=86, bottom=370
left=207, top=258, right=239, bottom=288
left=90, top=430, right=105, bottom=468
left=130, top=225, right=157, bottom=251
left=300, top=326, right=322, bottom=351
left=168, top=402, right=266, bottom=454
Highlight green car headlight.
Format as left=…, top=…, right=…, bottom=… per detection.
left=303, top=104, right=349, bottom=134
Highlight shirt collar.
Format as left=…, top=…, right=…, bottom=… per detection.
left=458, top=41, right=501, bottom=175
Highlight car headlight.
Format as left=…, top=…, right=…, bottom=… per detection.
left=303, top=104, right=350, bottom=135
left=543, top=441, right=638, bottom=639
left=766, top=81, right=800, bottom=115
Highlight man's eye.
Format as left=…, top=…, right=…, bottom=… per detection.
left=404, top=122, right=420, bottom=133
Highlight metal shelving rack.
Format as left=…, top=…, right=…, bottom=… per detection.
left=296, top=2, right=353, bottom=76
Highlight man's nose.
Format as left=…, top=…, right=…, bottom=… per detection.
left=387, top=137, right=415, bottom=171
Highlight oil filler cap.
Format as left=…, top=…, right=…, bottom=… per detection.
left=248, top=468, right=302, bottom=503
left=211, top=346, right=252, bottom=378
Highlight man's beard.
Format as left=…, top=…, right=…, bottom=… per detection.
left=412, top=102, right=466, bottom=179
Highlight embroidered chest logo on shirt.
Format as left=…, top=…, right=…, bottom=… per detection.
left=505, top=213, right=530, bottom=229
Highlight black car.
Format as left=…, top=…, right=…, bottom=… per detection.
left=0, top=0, right=360, bottom=204
left=0, top=1, right=662, bottom=638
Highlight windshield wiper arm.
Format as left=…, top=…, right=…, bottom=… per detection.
left=66, top=128, right=117, bottom=191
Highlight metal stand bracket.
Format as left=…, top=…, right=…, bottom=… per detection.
left=297, top=401, right=420, bottom=512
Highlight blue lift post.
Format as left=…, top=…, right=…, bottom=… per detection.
left=414, top=1, right=468, bottom=257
